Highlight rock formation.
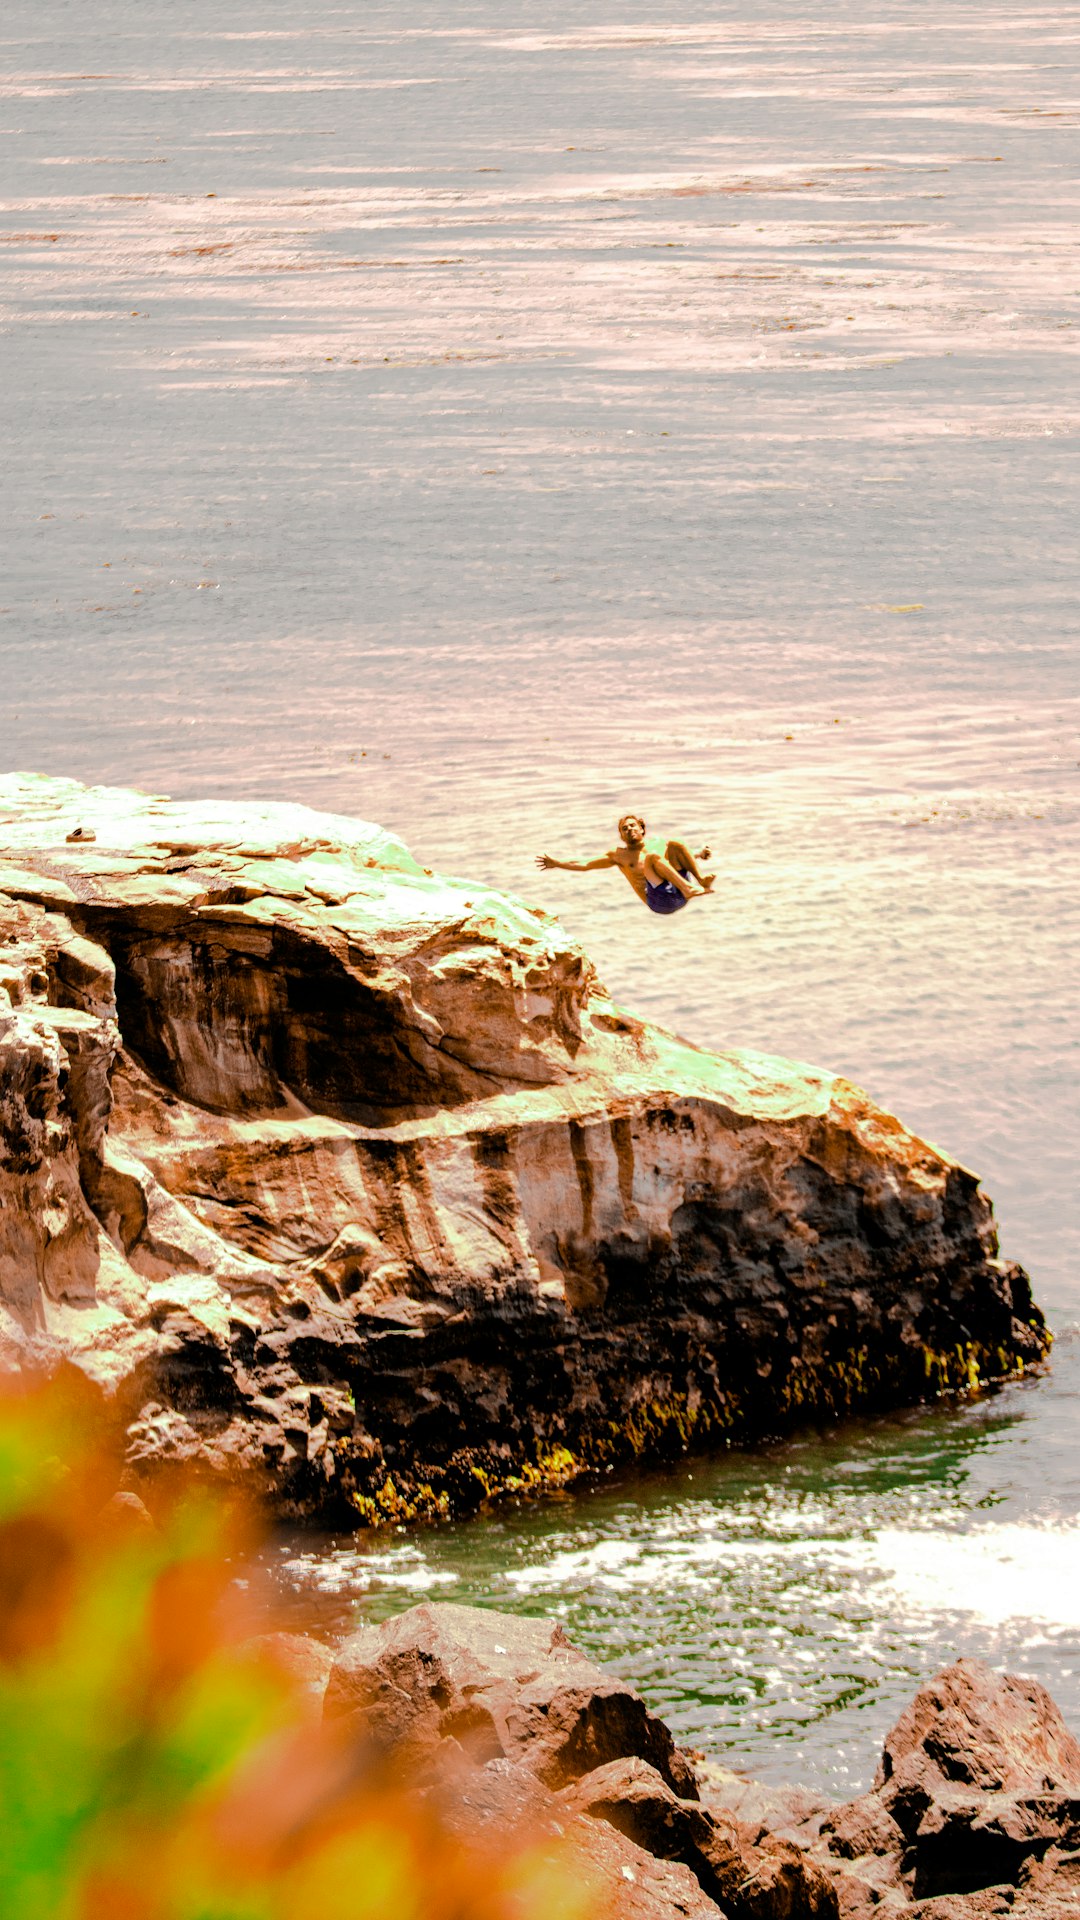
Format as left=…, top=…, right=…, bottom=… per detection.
left=321, top=1600, right=838, bottom=1919
left=0, top=773, right=1048, bottom=1522
left=269, top=1604, right=1080, bottom=1920
left=703, top=1657, right=1080, bottom=1917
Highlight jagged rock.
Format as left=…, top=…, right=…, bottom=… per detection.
left=821, top=1792, right=907, bottom=1863
left=224, top=1611, right=1080, bottom=1919
left=877, top=1660, right=1080, bottom=1802
left=814, top=1802, right=912, bottom=1916
left=564, top=1829, right=728, bottom=1920
left=0, top=774, right=1049, bottom=1520
left=324, top=1601, right=698, bottom=1795
left=698, top=1762, right=833, bottom=1845
left=325, top=1604, right=729, bottom=1914
left=433, top=1758, right=728, bottom=1918
left=322, top=1602, right=843, bottom=1918
left=911, top=1788, right=1080, bottom=1902
left=569, top=1830, right=729, bottom=1920
left=1021, top=1844, right=1080, bottom=1890
left=906, top=1894, right=1016, bottom=1919
left=874, top=1662, right=1080, bottom=1900
left=1011, top=1846, right=1080, bottom=1916
left=562, top=1756, right=837, bottom=1918
left=561, top=1754, right=719, bottom=1859
left=694, top=1664, right=1080, bottom=1917
left=715, top=1835, right=839, bottom=1920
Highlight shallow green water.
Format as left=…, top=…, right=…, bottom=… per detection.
left=262, top=1344, right=1080, bottom=1797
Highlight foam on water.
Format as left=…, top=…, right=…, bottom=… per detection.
left=492, top=1506, right=1080, bottom=1639
left=258, top=1363, right=1080, bottom=1790
left=505, top=1520, right=1080, bottom=1630
left=855, top=1524, right=1080, bottom=1630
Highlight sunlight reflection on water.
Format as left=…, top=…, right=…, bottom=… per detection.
left=261, top=1362, right=1080, bottom=1793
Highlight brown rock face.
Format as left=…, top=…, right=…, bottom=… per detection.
left=325, top=1601, right=698, bottom=1796
left=322, top=1601, right=838, bottom=1920
left=234, top=1611, right=1080, bottom=1920
left=433, top=1758, right=728, bottom=1920
left=877, top=1660, right=1080, bottom=1800
left=716, top=1660, right=1080, bottom=1917
left=324, top=1604, right=726, bottom=1916
left=561, top=1757, right=837, bottom=1919
left=0, top=775, right=1049, bottom=1522
left=872, top=1662, right=1080, bottom=1902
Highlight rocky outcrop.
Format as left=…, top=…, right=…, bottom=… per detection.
left=0, top=774, right=1048, bottom=1522
left=321, top=1600, right=838, bottom=1920
left=263, top=1608, right=1080, bottom=1920
left=703, top=1659, right=1080, bottom=1918
left=325, top=1601, right=699, bottom=1798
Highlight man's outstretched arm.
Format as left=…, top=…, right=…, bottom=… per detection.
left=536, top=852, right=615, bottom=873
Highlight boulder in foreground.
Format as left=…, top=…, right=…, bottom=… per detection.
left=325, top=1600, right=699, bottom=1796
left=324, top=1600, right=838, bottom=1920
left=302, top=1606, right=1080, bottom=1919
left=701, top=1657, right=1080, bottom=1916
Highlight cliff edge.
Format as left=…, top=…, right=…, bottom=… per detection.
left=0, top=773, right=1048, bottom=1522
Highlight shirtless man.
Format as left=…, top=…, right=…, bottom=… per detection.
left=536, top=813, right=715, bottom=916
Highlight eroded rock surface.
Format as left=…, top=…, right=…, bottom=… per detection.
left=0, top=774, right=1048, bottom=1521
left=322, top=1600, right=837, bottom=1920
left=325, top=1600, right=699, bottom=1796
left=275, top=1611, right=1080, bottom=1920
left=703, top=1660, right=1080, bottom=1919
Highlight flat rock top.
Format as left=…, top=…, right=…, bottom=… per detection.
left=1, top=777, right=1028, bottom=1537
left=0, top=773, right=869, bottom=1134
left=334, top=1600, right=595, bottom=1688
left=0, top=769, right=554, bottom=949
left=0, top=771, right=423, bottom=871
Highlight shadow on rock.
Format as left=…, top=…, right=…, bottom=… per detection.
left=701, top=1658, right=1080, bottom=1918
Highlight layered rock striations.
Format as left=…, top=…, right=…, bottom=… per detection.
left=0, top=773, right=1048, bottom=1521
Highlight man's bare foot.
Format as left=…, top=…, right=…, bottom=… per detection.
left=697, top=845, right=712, bottom=861
left=701, top=874, right=716, bottom=892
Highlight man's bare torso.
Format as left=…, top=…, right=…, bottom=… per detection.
left=611, top=840, right=653, bottom=898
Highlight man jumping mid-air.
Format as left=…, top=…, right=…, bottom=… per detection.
left=536, top=814, right=715, bottom=916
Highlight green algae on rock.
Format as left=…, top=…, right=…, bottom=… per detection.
left=0, top=774, right=1049, bottom=1524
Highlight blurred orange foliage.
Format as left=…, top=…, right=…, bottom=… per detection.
left=0, top=1373, right=596, bottom=1920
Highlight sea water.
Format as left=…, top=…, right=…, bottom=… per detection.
left=2, top=0, right=1078, bottom=1792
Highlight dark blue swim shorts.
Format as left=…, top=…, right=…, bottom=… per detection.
left=644, top=871, right=691, bottom=915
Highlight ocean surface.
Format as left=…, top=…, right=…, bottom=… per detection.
left=3, top=0, right=1078, bottom=1793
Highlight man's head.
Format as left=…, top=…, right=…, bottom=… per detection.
left=618, top=813, right=646, bottom=846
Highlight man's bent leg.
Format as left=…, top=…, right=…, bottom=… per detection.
left=648, top=853, right=695, bottom=898
left=665, top=839, right=712, bottom=889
